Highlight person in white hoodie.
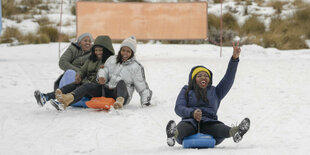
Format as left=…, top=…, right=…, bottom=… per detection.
left=97, top=35, right=152, bottom=109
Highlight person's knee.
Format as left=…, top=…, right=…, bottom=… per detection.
left=59, top=69, right=76, bottom=88
left=118, top=80, right=126, bottom=86
left=64, top=69, right=76, bottom=77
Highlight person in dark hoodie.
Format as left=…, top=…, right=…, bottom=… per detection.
left=165, top=41, right=250, bottom=147
left=34, top=35, right=115, bottom=110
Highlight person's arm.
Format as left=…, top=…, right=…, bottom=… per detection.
left=97, top=57, right=111, bottom=84
left=174, top=86, right=196, bottom=119
left=59, top=44, right=80, bottom=72
left=133, top=63, right=152, bottom=105
left=76, top=60, right=89, bottom=83
left=216, top=41, right=241, bottom=100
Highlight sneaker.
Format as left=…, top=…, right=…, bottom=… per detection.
left=233, top=118, right=250, bottom=143
left=166, top=120, right=177, bottom=147
left=142, top=102, right=151, bottom=107
left=34, top=90, right=47, bottom=107
left=50, top=99, right=64, bottom=111
left=113, top=97, right=124, bottom=109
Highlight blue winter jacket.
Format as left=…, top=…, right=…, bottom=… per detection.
left=175, top=57, right=239, bottom=129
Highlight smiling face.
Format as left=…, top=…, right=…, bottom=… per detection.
left=94, top=47, right=103, bottom=60
left=79, top=36, right=92, bottom=52
left=195, top=71, right=210, bottom=89
left=120, top=46, right=133, bottom=62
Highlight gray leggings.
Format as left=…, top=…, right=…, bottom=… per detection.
left=176, top=121, right=231, bottom=145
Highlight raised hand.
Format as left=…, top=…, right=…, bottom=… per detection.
left=232, top=41, right=241, bottom=59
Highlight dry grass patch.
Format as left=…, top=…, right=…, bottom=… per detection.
left=0, top=27, right=23, bottom=43
left=241, top=16, right=265, bottom=35
left=267, top=1, right=287, bottom=14
left=223, top=13, right=239, bottom=31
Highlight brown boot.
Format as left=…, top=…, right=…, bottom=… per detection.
left=55, top=89, right=63, bottom=101
left=61, top=93, right=74, bottom=109
left=113, top=97, right=124, bottom=109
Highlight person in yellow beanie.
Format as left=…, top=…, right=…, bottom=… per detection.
left=166, top=41, right=250, bottom=147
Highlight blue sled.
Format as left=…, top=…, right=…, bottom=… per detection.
left=70, top=97, right=90, bottom=108
left=182, top=133, right=216, bottom=148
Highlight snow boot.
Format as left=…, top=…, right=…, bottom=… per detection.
left=34, top=90, right=48, bottom=107
left=232, top=118, right=250, bottom=143
left=50, top=99, right=64, bottom=111
left=166, top=120, right=177, bottom=147
left=113, top=96, right=124, bottom=109
left=55, top=89, right=74, bottom=110
left=61, top=93, right=74, bottom=110
left=55, top=89, right=62, bottom=99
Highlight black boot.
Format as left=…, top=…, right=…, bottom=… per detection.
left=34, top=90, right=48, bottom=107
left=166, top=120, right=177, bottom=147
left=233, top=118, right=250, bottom=143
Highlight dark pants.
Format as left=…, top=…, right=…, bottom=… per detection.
left=44, top=82, right=81, bottom=101
left=61, top=80, right=129, bottom=105
left=45, top=80, right=129, bottom=105
left=176, top=121, right=231, bottom=145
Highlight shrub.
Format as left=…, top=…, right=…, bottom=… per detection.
left=38, top=26, right=59, bottom=42
left=293, top=5, right=310, bottom=38
left=208, top=26, right=238, bottom=46
left=208, top=14, right=220, bottom=29
left=263, top=17, right=308, bottom=50
left=59, top=33, right=70, bottom=42
left=214, top=0, right=224, bottom=4
left=35, top=17, right=51, bottom=26
left=21, top=33, right=37, bottom=44
left=37, top=4, right=49, bottom=11
left=0, top=27, right=23, bottom=43
left=223, top=12, right=239, bottom=31
left=71, top=5, right=76, bottom=15
left=267, top=1, right=286, bottom=14
left=37, top=34, right=51, bottom=44
left=292, top=0, right=305, bottom=9
left=20, top=0, right=42, bottom=8
left=241, top=16, right=265, bottom=35
left=242, top=34, right=263, bottom=45
left=253, top=0, right=265, bottom=6
left=279, top=31, right=307, bottom=50
left=2, top=0, right=18, bottom=17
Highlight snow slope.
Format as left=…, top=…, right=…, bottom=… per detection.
left=0, top=43, right=310, bottom=155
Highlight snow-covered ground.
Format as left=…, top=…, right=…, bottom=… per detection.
left=0, top=43, right=310, bottom=155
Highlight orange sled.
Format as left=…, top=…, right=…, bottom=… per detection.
left=85, top=97, right=115, bottom=110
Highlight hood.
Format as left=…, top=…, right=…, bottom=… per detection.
left=93, top=35, right=115, bottom=55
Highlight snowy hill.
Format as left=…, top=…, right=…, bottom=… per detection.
left=1, top=43, right=310, bottom=154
